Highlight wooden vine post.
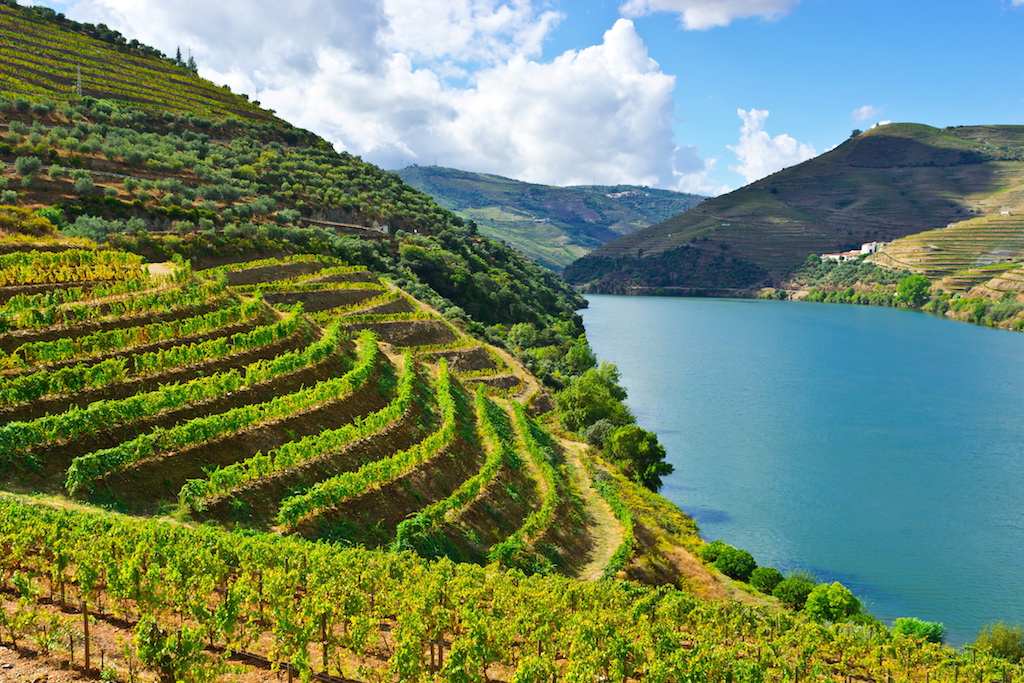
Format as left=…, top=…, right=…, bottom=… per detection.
left=82, top=599, right=91, bottom=673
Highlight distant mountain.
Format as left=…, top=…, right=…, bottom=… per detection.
left=564, top=123, right=1024, bottom=294
left=395, top=165, right=704, bottom=270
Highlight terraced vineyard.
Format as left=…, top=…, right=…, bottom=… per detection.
left=870, top=213, right=1024, bottom=297
left=0, top=1, right=274, bottom=124
left=0, top=248, right=635, bottom=568
left=3, top=6, right=1022, bottom=681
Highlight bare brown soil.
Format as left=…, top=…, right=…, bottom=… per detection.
left=349, top=297, right=416, bottom=316
left=0, top=315, right=264, bottom=378
left=440, top=459, right=539, bottom=564
left=18, top=353, right=343, bottom=496
left=224, top=261, right=334, bottom=286
left=304, top=270, right=377, bottom=284
left=461, top=374, right=521, bottom=391
left=421, top=346, right=497, bottom=374
left=265, top=288, right=381, bottom=313
left=343, top=319, right=458, bottom=347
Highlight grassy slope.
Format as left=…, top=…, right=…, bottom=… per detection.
left=396, top=165, right=704, bottom=270
left=565, top=123, right=1024, bottom=291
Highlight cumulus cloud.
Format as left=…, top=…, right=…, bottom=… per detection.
left=40, top=1, right=720, bottom=193
left=727, top=108, right=816, bottom=184
left=852, top=104, right=882, bottom=123
left=619, top=0, right=800, bottom=30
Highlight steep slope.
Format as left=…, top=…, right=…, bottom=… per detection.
left=396, top=164, right=704, bottom=269
left=565, top=123, right=1024, bottom=293
left=0, top=8, right=1014, bottom=683
left=0, top=0, right=276, bottom=124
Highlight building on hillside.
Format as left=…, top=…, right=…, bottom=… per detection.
left=820, top=242, right=882, bottom=262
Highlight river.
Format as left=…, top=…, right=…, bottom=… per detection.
left=580, top=295, right=1024, bottom=645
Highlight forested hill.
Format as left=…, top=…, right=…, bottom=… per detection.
left=396, top=164, right=704, bottom=270
left=565, top=123, right=1024, bottom=294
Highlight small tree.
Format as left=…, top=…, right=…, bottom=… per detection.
left=896, top=274, right=931, bottom=308
left=804, top=582, right=861, bottom=622
left=774, top=576, right=815, bottom=610
left=698, top=540, right=730, bottom=563
left=749, top=567, right=784, bottom=594
left=604, top=424, right=673, bottom=491
left=13, top=155, right=42, bottom=177
left=74, top=175, right=95, bottom=195
left=713, top=547, right=756, bottom=582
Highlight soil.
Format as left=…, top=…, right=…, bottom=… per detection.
left=265, top=288, right=381, bottom=313
left=348, top=297, right=416, bottom=316
left=421, top=346, right=497, bottom=374
left=224, top=261, right=334, bottom=286
left=304, top=270, right=377, bottom=284
left=0, top=315, right=263, bottom=378
left=343, top=319, right=459, bottom=347
left=560, top=443, right=626, bottom=582
left=440, top=455, right=539, bottom=565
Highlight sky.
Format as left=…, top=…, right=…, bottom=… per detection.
left=19, top=0, right=1024, bottom=196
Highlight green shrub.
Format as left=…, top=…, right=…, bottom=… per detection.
left=749, top=567, right=783, bottom=594
left=698, top=540, right=730, bottom=563
left=804, top=582, right=861, bottom=623
left=891, top=617, right=945, bottom=644
left=74, top=175, right=95, bottom=195
left=773, top=576, right=815, bottom=610
left=973, top=622, right=1024, bottom=662
left=13, top=155, right=42, bottom=176
left=714, top=546, right=756, bottom=582
left=582, top=419, right=616, bottom=447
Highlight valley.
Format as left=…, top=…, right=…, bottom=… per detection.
left=0, top=1, right=1022, bottom=681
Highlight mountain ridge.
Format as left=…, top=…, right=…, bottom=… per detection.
left=565, top=122, right=1024, bottom=293
left=396, top=164, right=704, bottom=269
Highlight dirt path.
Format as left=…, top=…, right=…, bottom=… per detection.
left=559, top=438, right=626, bottom=581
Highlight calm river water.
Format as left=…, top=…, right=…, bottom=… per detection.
left=580, top=295, right=1024, bottom=645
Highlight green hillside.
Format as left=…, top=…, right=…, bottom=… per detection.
left=565, top=123, right=1024, bottom=293
left=0, top=0, right=277, bottom=124
left=0, top=5, right=1020, bottom=682
left=396, top=165, right=704, bottom=270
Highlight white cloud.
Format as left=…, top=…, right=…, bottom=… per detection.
left=38, top=1, right=720, bottom=193
left=727, top=108, right=816, bottom=184
left=383, top=0, right=563, bottom=65
left=619, top=0, right=800, bottom=30
left=852, top=104, right=882, bottom=123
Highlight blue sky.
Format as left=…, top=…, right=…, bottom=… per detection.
left=21, top=0, right=1024, bottom=195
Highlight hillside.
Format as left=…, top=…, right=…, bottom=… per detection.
left=0, top=5, right=1021, bottom=682
left=565, top=123, right=1024, bottom=293
left=396, top=165, right=704, bottom=270
left=0, top=0, right=277, bottom=125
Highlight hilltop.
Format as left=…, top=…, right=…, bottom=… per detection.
left=565, top=123, right=1024, bottom=294
left=396, top=165, right=704, bottom=270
